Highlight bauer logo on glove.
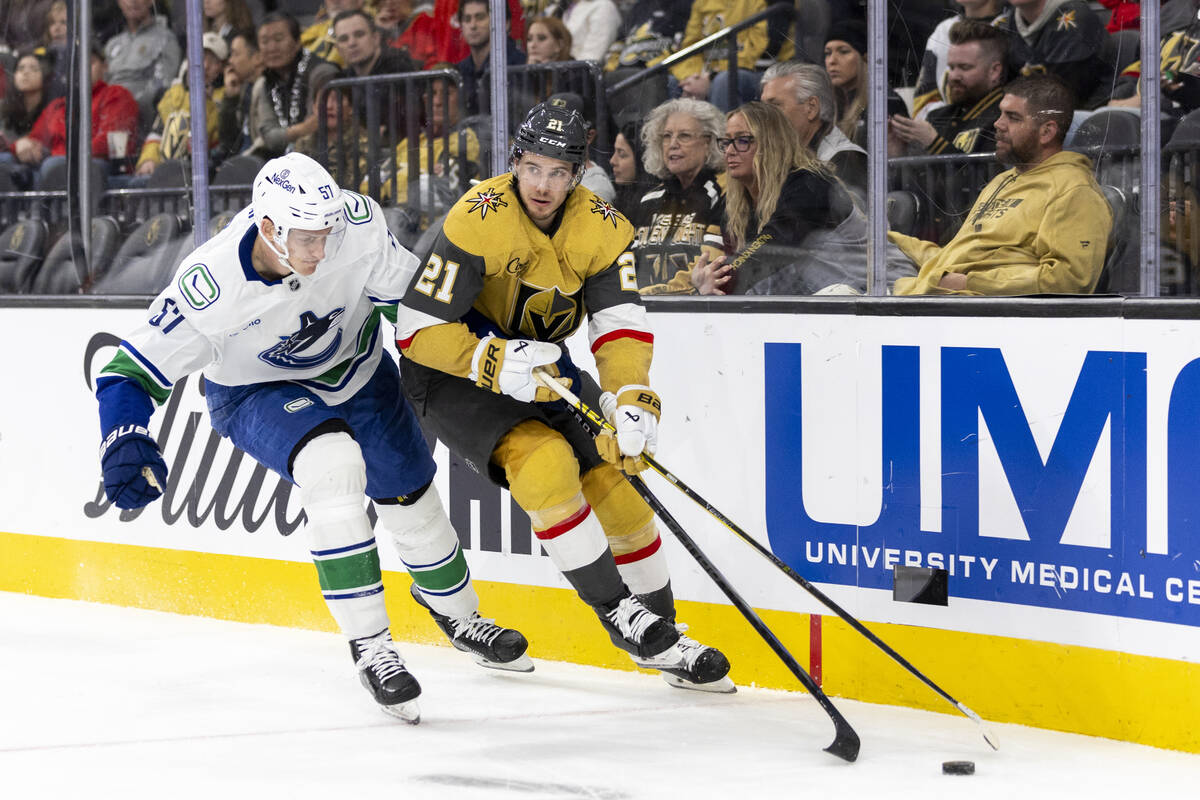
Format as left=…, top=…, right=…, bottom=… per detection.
left=596, top=385, right=660, bottom=474
left=470, top=334, right=571, bottom=403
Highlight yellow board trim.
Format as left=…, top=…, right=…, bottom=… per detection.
left=2, top=530, right=1196, bottom=752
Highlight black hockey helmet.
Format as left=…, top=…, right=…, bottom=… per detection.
left=511, top=97, right=589, bottom=168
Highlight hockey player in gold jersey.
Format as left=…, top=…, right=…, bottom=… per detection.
left=395, top=97, right=733, bottom=691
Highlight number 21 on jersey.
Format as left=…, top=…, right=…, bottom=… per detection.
left=413, top=253, right=459, bottom=303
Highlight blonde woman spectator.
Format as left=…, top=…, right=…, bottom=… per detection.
left=690, top=102, right=915, bottom=295
left=526, top=16, right=572, bottom=64
left=562, top=0, right=621, bottom=62
left=633, top=98, right=726, bottom=293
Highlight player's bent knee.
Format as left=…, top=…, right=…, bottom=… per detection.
left=293, top=432, right=367, bottom=509
left=498, top=421, right=581, bottom=513
left=374, top=482, right=450, bottom=547
left=582, top=464, right=655, bottom=552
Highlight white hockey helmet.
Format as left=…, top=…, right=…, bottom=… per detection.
left=252, top=152, right=347, bottom=267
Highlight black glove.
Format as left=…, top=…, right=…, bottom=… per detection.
left=100, top=425, right=168, bottom=510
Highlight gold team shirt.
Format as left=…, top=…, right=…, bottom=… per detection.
left=395, top=173, right=654, bottom=393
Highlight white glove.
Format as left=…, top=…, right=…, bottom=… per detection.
left=596, top=384, right=660, bottom=474
left=470, top=334, right=567, bottom=403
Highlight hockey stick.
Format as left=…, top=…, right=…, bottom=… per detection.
left=533, top=369, right=998, bottom=753
left=534, top=371, right=860, bottom=763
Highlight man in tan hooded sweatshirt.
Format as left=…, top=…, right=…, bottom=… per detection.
left=891, top=74, right=1112, bottom=296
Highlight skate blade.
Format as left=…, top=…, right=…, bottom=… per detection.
left=662, top=673, right=737, bottom=694
left=380, top=699, right=421, bottom=724
left=472, top=652, right=535, bottom=673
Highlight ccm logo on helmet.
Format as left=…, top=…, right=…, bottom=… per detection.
left=269, top=169, right=297, bottom=193
left=538, top=135, right=567, bottom=147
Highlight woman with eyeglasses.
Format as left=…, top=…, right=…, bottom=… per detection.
left=630, top=98, right=727, bottom=293
left=690, top=101, right=915, bottom=295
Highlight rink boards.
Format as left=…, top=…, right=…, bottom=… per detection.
left=2, top=298, right=1199, bottom=752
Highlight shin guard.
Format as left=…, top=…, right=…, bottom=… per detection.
left=294, top=433, right=389, bottom=640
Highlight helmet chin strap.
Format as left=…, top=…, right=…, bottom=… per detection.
left=260, top=219, right=297, bottom=273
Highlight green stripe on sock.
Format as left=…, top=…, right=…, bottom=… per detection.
left=407, top=546, right=469, bottom=592
left=313, top=548, right=381, bottom=592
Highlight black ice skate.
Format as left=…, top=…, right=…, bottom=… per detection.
left=633, top=625, right=735, bottom=693
left=349, top=628, right=422, bottom=723
left=409, top=583, right=534, bottom=672
left=596, top=593, right=679, bottom=659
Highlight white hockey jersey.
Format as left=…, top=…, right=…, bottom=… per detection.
left=100, top=191, right=421, bottom=407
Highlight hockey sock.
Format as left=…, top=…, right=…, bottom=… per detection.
left=294, top=432, right=389, bottom=640
left=375, top=483, right=479, bottom=620
left=584, top=464, right=675, bottom=619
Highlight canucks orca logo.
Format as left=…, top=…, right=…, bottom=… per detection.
left=258, top=308, right=346, bottom=369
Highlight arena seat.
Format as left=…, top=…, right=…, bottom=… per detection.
left=886, top=190, right=921, bottom=237
left=213, top=155, right=264, bottom=187
left=0, top=219, right=49, bottom=293
left=91, top=213, right=187, bottom=294
left=30, top=217, right=122, bottom=294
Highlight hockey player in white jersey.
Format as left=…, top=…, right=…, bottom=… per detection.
left=94, top=153, right=530, bottom=724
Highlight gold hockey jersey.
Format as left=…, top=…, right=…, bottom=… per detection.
left=396, top=173, right=654, bottom=393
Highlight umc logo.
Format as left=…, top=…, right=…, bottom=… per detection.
left=258, top=308, right=345, bottom=369
left=762, top=343, right=1200, bottom=626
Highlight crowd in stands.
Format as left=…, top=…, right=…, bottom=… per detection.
left=0, top=0, right=1192, bottom=295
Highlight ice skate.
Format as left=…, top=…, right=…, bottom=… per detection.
left=633, top=625, right=735, bottom=693
left=350, top=628, right=422, bottom=723
left=597, top=593, right=679, bottom=658
left=409, top=583, right=534, bottom=672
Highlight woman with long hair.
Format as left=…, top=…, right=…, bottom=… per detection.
left=632, top=97, right=726, bottom=293
left=0, top=51, right=55, bottom=186
left=691, top=101, right=914, bottom=294
left=824, top=20, right=868, bottom=144
left=610, top=119, right=654, bottom=220
left=204, top=0, right=255, bottom=44
left=525, top=16, right=572, bottom=64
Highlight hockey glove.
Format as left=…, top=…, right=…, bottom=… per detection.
left=595, top=385, right=660, bottom=475
left=100, top=424, right=168, bottom=509
left=470, top=334, right=571, bottom=403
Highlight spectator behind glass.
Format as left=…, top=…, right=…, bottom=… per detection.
left=204, top=0, right=255, bottom=46
left=374, top=80, right=482, bottom=208
left=333, top=8, right=416, bottom=78
left=602, top=0, right=692, bottom=117
left=994, top=0, right=1114, bottom=109
left=456, top=0, right=526, bottom=117
left=15, top=46, right=139, bottom=188
left=1109, top=6, right=1200, bottom=116
left=0, top=52, right=56, bottom=187
left=891, top=75, right=1113, bottom=295
left=824, top=19, right=869, bottom=144
left=427, top=0, right=525, bottom=67
left=103, top=0, right=183, bottom=120
left=37, top=0, right=71, bottom=100
left=382, top=0, right=440, bottom=67
left=302, top=0, right=366, bottom=68
left=250, top=11, right=337, bottom=158
left=610, top=119, right=655, bottom=220
left=543, top=92, right=615, bottom=200
left=526, top=16, right=572, bottom=64
left=910, top=0, right=1005, bottom=118
left=889, top=20, right=1008, bottom=156
left=658, top=0, right=767, bottom=113
left=689, top=102, right=915, bottom=296
left=561, top=0, right=621, bottom=62
left=216, top=27, right=264, bottom=158
left=633, top=97, right=726, bottom=293
left=759, top=61, right=867, bottom=196
left=130, top=31, right=228, bottom=182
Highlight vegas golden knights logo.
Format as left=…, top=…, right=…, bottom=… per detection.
left=509, top=281, right=582, bottom=342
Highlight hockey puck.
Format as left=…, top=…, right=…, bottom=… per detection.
left=942, top=760, right=975, bottom=775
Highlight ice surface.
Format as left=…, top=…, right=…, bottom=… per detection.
left=0, top=592, right=1193, bottom=799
